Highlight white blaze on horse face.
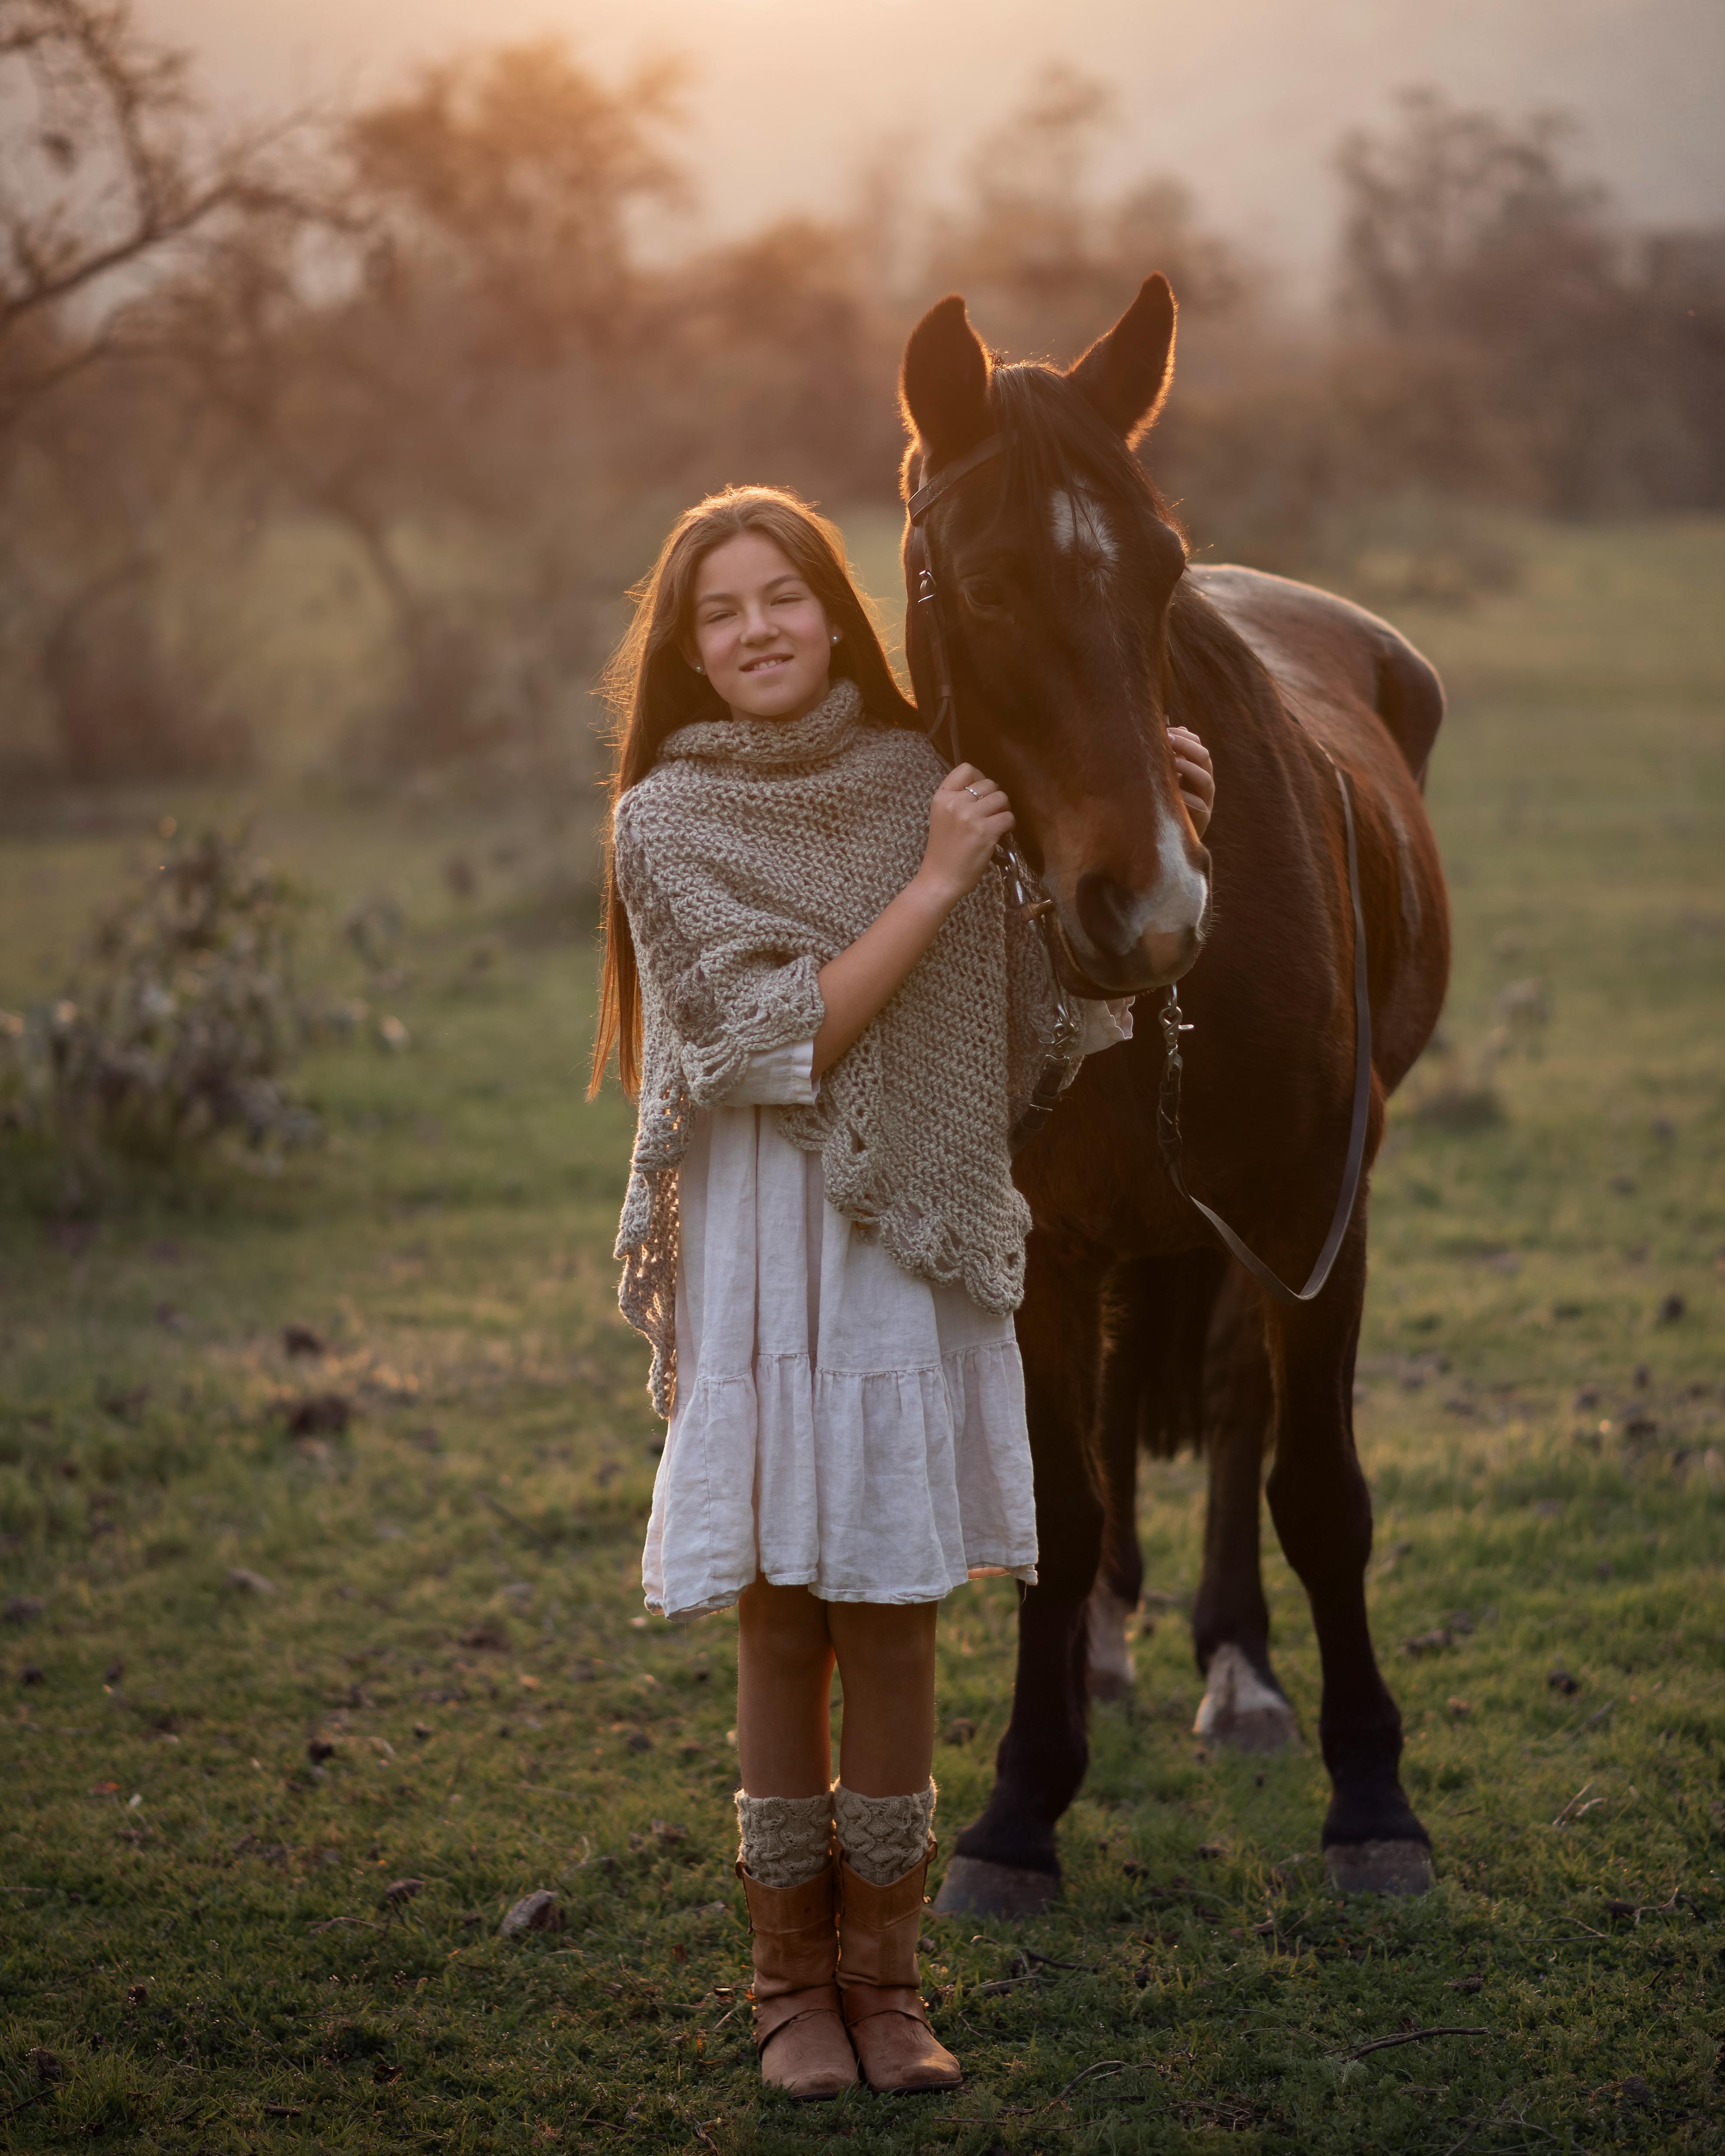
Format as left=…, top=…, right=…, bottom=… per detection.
left=1049, top=487, right=1117, bottom=567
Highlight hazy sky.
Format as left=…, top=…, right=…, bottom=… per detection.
left=142, top=0, right=1724, bottom=276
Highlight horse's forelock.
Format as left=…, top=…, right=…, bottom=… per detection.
left=986, top=365, right=1178, bottom=579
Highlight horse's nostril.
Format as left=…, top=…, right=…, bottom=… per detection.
left=1074, top=872, right=1144, bottom=960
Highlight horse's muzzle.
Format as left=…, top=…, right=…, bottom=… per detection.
left=1060, top=868, right=1208, bottom=994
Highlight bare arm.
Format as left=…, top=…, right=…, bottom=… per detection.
left=810, top=763, right=1012, bottom=1077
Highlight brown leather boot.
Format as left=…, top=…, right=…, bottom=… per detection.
left=836, top=1843, right=962, bottom=2092
left=737, top=1861, right=857, bottom=2101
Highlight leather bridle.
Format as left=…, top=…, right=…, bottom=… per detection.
left=907, top=434, right=1086, bottom=1149
left=905, top=431, right=1011, bottom=769
left=904, top=434, right=1374, bottom=1304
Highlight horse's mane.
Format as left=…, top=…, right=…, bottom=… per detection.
left=987, top=361, right=1275, bottom=733
left=1164, top=577, right=1280, bottom=735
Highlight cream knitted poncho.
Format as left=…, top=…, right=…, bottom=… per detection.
left=611, top=679, right=1054, bottom=1415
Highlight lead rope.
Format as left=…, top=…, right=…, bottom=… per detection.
left=1154, top=755, right=1374, bottom=1306
left=998, top=838, right=1087, bottom=1150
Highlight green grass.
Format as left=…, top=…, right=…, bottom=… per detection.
left=1, top=517, right=1722, bottom=2153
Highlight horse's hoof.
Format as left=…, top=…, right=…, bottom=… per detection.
left=1193, top=1642, right=1301, bottom=1755
left=932, top=1857, right=1058, bottom=1918
left=1086, top=1583, right=1136, bottom=1700
left=1324, top=1840, right=1433, bottom=1896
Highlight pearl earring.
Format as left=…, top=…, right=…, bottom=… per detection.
left=831, top=632, right=840, bottom=644
left=692, top=662, right=703, bottom=673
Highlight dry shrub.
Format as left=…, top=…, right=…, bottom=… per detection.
left=0, top=821, right=318, bottom=1203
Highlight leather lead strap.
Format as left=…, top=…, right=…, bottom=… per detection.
left=1156, top=758, right=1373, bottom=1306
left=907, top=523, right=959, bottom=767
left=906, top=432, right=1085, bottom=1147
left=906, top=434, right=1007, bottom=771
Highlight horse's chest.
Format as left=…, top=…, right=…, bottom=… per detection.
left=1016, top=1080, right=1197, bottom=1258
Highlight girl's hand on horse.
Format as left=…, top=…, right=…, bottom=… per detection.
left=1169, top=726, right=1214, bottom=839
left=811, top=764, right=1011, bottom=1074
left=918, top=764, right=1015, bottom=906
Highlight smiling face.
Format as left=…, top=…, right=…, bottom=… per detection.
left=685, top=531, right=837, bottom=722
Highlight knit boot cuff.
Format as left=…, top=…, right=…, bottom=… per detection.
left=833, top=1781, right=936, bottom=1887
left=736, top=1789, right=834, bottom=1889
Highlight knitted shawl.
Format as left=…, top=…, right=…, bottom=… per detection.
left=611, top=678, right=1054, bottom=1415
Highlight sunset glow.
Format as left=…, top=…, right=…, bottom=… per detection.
left=140, top=0, right=1723, bottom=267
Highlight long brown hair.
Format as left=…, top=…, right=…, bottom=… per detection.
left=588, top=486, right=919, bottom=1099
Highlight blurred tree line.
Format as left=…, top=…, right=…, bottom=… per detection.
left=2, top=1, right=1721, bottom=793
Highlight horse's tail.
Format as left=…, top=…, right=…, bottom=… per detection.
left=1095, top=1252, right=1228, bottom=1610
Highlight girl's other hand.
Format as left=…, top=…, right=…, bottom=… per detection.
left=1168, top=726, right=1214, bottom=839
left=917, top=764, right=1015, bottom=906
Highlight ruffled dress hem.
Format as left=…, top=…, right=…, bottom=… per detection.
left=641, top=1335, right=1039, bottom=1622
left=645, top=1560, right=1038, bottom=1626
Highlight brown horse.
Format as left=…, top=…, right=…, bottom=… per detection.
left=896, top=275, right=1450, bottom=1912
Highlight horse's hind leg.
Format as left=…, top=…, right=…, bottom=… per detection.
left=1262, top=1219, right=1431, bottom=1894
left=935, top=1242, right=1105, bottom=1920
left=1191, top=1268, right=1300, bottom=1754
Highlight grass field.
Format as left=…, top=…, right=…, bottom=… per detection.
left=1, top=517, right=1721, bottom=2153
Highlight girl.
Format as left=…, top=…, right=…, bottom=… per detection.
left=591, top=487, right=1213, bottom=2101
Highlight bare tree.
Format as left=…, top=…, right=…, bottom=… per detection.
left=1336, top=86, right=1612, bottom=340
left=348, top=39, right=687, bottom=360
left=928, top=63, right=1246, bottom=366
left=1333, top=86, right=1725, bottom=513
left=0, top=0, right=329, bottom=425
left=0, top=2, right=346, bottom=778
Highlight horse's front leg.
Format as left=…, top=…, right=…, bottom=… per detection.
left=1262, top=1218, right=1433, bottom=1894
left=1191, top=1267, right=1300, bottom=1753
left=934, top=1242, right=1105, bottom=1919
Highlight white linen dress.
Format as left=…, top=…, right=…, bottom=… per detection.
left=641, top=1008, right=1133, bottom=1624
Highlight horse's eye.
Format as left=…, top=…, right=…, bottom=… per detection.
left=962, top=578, right=1006, bottom=615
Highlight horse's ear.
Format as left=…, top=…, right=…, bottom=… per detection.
left=1068, top=274, right=1177, bottom=444
left=900, top=295, right=992, bottom=463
